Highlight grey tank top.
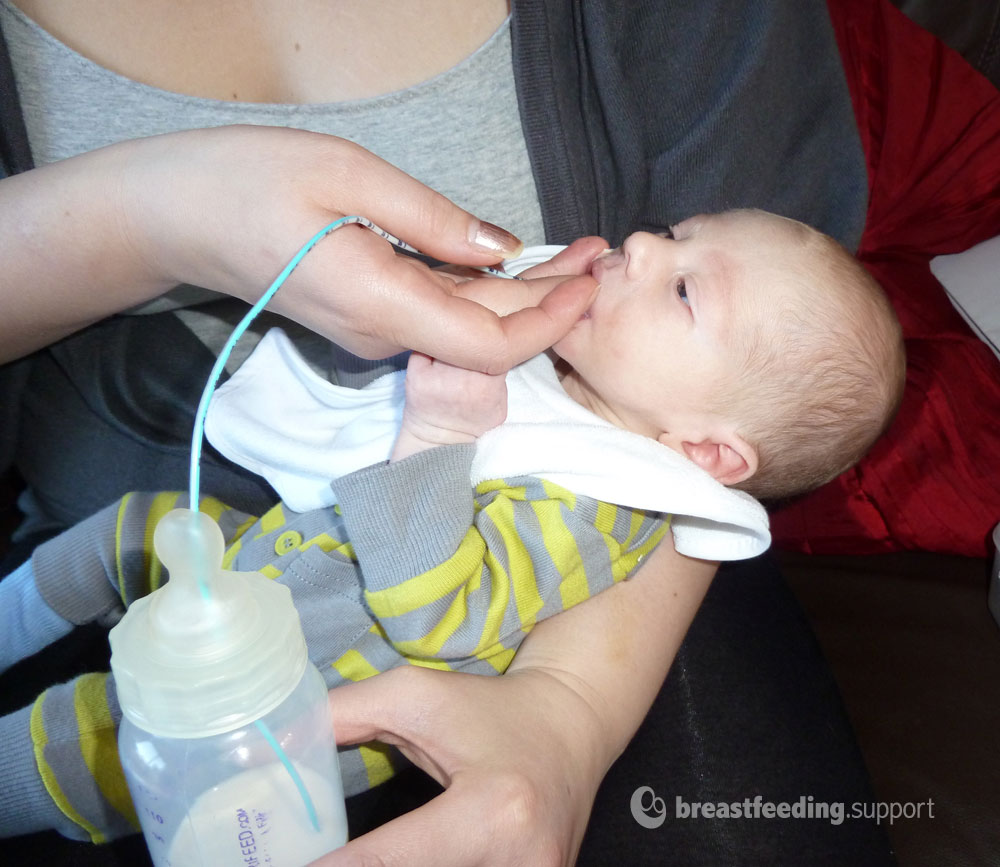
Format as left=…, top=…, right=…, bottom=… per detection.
left=0, top=1, right=544, bottom=368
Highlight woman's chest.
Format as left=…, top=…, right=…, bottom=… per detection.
left=8, top=0, right=509, bottom=102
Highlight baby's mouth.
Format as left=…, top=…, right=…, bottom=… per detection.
left=589, top=248, right=622, bottom=282
left=579, top=284, right=601, bottom=321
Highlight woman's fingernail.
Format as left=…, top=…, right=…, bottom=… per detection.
left=470, top=220, right=523, bottom=257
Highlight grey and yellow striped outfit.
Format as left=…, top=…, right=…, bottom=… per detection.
left=14, top=442, right=668, bottom=842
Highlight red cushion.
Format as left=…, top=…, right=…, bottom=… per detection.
left=770, top=0, right=1000, bottom=557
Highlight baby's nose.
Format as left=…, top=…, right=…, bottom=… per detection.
left=621, top=231, right=669, bottom=278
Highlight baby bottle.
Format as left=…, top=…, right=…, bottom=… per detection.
left=109, top=508, right=348, bottom=866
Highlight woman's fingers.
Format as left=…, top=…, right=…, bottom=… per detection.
left=310, top=136, right=524, bottom=266
left=516, top=236, right=610, bottom=279
left=393, top=272, right=598, bottom=374
left=317, top=667, right=595, bottom=867
left=308, top=779, right=543, bottom=867
left=281, top=227, right=599, bottom=371
left=449, top=235, right=608, bottom=317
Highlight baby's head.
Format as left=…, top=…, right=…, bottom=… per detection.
left=554, top=208, right=905, bottom=501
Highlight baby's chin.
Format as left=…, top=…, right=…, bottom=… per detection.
left=546, top=333, right=572, bottom=369
left=549, top=329, right=582, bottom=368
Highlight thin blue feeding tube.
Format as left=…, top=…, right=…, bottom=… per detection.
left=188, top=215, right=358, bottom=507
left=187, top=214, right=518, bottom=509
left=186, top=214, right=364, bottom=837
left=182, top=216, right=517, bottom=836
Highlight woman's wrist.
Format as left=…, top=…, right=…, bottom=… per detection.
left=508, top=540, right=718, bottom=774
left=502, top=665, right=610, bottom=790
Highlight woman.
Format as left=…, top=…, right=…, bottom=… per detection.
left=0, top=1, right=890, bottom=863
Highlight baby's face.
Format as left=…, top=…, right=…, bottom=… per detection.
left=553, top=211, right=790, bottom=445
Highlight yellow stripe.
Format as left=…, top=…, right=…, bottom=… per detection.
left=483, top=496, right=543, bottom=631
left=472, top=547, right=510, bottom=657
left=197, top=496, right=226, bottom=523
left=259, top=564, right=283, bottom=580
left=331, top=649, right=380, bottom=682
left=300, top=533, right=355, bottom=562
left=626, top=509, right=645, bottom=547
left=358, top=743, right=395, bottom=787
left=114, top=492, right=134, bottom=603
left=364, top=528, right=486, bottom=619
left=406, top=657, right=453, bottom=672
left=389, top=576, right=478, bottom=658
left=30, top=692, right=105, bottom=843
left=594, top=501, right=618, bottom=536
left=598, top=505, right=629, bottom=584
left=475, top=479, right=527, bottom=499
left=143, top=492, right=181, bottom=592
left=221, top=536, right=244, bottom=569
left=74, top=674, right=140, bottom=830
left=602, top=513, right=671, bottom=584
left=540, top=478, right=577, bottom=510
left=255, top=502, right=286, bottom=538
left=527, top=499, right=588, bottom=610
left=482, top=645, right=517, bottom=673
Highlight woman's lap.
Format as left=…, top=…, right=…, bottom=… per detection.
left=577, top=555, right=892, bottom=864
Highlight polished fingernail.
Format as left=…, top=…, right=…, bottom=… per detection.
left=470, top=220, right=524, bottom=257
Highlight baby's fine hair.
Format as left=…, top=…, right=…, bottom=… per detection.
left=721, top=211, right=905, bottom=501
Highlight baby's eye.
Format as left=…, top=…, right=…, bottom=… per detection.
left=676, top=278, right=690, bottom=307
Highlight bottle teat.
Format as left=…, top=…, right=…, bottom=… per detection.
left=153, top=508, right=224, bottom=598
left=109, top=508, right=308, bottom=738
left=147, top=509, right=232, bottom=638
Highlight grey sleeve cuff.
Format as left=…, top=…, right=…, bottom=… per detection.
left=32, top=499, right=125, bottom=625
left=0, top=703, right=91, bottom=841
left=332, top=443, right=476, bottom=591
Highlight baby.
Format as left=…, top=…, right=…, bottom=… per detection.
left=400, top=206, right=904, bottom=501
left=0, top=208, right=904, bottom=844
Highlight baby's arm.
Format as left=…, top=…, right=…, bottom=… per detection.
left=0, top=499, right=136, bottom=676
left=390, top=351, right=507, bottom=461
left=334, top=448, right=669, bottom=668
left=0, top=559, right=75, bottom=675
left=15, top=494, right=255, bottom=636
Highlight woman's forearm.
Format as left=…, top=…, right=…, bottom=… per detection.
left=1, top=126, right=595, bottom=370
left=0, top=143, right=170, bottom=361
left=508, top=536, right=718, bottom=777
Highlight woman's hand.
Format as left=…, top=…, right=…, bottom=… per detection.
left=0, top=126, right=598, bottom=369
left=310, top=541, right=717, bottom=867
left=310, top=665, right=607, bottom=867
left=391, top=352, right=508, bottom=461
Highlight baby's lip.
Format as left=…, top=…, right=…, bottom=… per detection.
left=589, top=248, right=622, bottom=282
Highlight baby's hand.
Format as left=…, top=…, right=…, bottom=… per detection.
left=391, top=352, right=508, bottom=461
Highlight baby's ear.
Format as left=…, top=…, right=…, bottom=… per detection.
left=662, top=433, right=758, bottom=485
